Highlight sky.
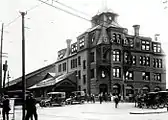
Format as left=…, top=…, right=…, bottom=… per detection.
left=0, top=0, right=168, bottom=88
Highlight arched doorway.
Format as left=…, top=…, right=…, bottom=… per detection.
left=154, top=86, right=161, bottom=92
left=99, top=84, right=108, bottom=94
left=125, top=85, right=134, bottom=102
left=112, top=84, right=121, bottom=95
left=142, top=85, right=150, bottom=94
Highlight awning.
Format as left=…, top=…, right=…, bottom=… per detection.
left=125, top=86, right=133, bottom=89
left=142, top=87, right=149, bottom=90
left=154, top=87, right=160, bottom=90
left=113, top=85, right=118, bottom=88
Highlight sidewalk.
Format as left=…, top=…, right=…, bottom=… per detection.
left=130, top=107, right=168, bottom=114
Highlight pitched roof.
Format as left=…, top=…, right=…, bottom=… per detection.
left=6, top=62, right=56, bottom=87
left=28, top=71, right=76, bottom=89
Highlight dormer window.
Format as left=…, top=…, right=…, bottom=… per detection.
left=141, top=40, right=150, bottom=51
left=153, top=43, right=161, bottom=53
left=71, top=44, right=77, bottom=53
left=79, top=38, right=85, bottom=49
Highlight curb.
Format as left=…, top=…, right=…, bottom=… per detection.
left=130, top=111, right=168, bottom=114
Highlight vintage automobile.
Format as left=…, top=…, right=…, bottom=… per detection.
left=157, top=91, right=168, bottom=108
left=39, top=92, right=66, bottom=107
left=65, top=91, right=85, bottom=105
left=136, top=91, right=168, bottom=109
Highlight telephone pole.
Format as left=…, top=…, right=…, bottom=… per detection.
left=3, top=60, right=8, bottom=89
left=20, top=11, right=26, bottom=120
left=0, top=23, right=4, bottom=91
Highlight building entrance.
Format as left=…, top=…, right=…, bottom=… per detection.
left=99, top=84, right=108, bottom=94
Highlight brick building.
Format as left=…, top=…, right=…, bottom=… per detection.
left=8, top=8, right=166, bottom=99
left=53, top=9, right=166, bottom=98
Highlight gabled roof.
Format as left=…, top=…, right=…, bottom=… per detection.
left=6, top=62, right=56, bottom=87
left=28, top=71, right=76, bottom=89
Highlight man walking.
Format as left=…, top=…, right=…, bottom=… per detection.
left=25, top=93, right=38, bottom=120
left=114, top=94, right=119, bottom=108
left=2, top=95, right=10, bottom=120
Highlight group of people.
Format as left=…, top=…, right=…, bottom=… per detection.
left=99, top=93, right=121, bottom=108
left=85, top=92, right=121, bottom=108
left=0, top=93, right=38, bottom=120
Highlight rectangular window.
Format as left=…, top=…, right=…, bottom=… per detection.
left=153, top=58, right=162, bottom=68
left=78, top=70, right=81, bottom=79
left=139, top=56, right=150, bottom=66
left=79, top=38, right=85, bottom=49
left=58, top=64, right=62, bottom=72
left=142, top=72, right=150, bottom=81
left=124, top=52, right=129, bottom=64
left=113, top=50, right=120, bottom=61
left=125, top=71, right=133, bottom=80
left=83, top=60, right=86, bottom=69
left=75, top=59, right=77, bottom=68
left=90, top=69, right=94, bottom=78
left=71, top=60, right=73, bottom=69
left=71, top=44, right=77, bottom=53
left=62, top=62, right=66, bottom=71
left=141, top=40, right=150, bottom=51
left=113, top=68, right=121, bottom=78
left=90, top=52, right=94, bottom=62
left=78, top=56, right=81, bottom=65
left=154, top=73, right=161, bottom=81
left=83, top=75, right=86, bottom=85
left=153, top=43, right=161, bottom=53
left=131, top=55, right=136, bottom=65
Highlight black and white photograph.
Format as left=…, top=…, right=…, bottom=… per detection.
left=0, top=0, right=168, bottom=120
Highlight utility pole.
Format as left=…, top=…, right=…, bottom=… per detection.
left=3, top=60, right=8, bottom=90
left=0, top=23, right=4, bottom=91
left=20, top=11, right=26, bottom=120
left=7, top=71, right=10, bottom=90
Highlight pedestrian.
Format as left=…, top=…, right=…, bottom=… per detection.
left=25, top=93, right=38, bottom=120
left=99, top=93, right=103, bottom=104
left=2, top=95, right=10, bottom=120
left=114, top=95, right=119, bottom=108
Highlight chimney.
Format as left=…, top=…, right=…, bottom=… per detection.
left=154, top=34, right=160, bottom=41
left=65, top=39, right=72, bottom=57
left=133, top=25, right=140, bottom=36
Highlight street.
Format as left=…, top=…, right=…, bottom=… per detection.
left=11, top=102, right=168, bottom=120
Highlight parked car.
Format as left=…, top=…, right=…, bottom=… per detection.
left=65, top=91, right=85, bottom=105
left=39, top=92, right=66, bottom=107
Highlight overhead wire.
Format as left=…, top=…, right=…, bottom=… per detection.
left=2, top=0, right=49, bottom=29
left=38, top=0, right=120, bottom=30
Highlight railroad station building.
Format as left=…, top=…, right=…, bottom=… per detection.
left=8, top=8, right=166, bottom=100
